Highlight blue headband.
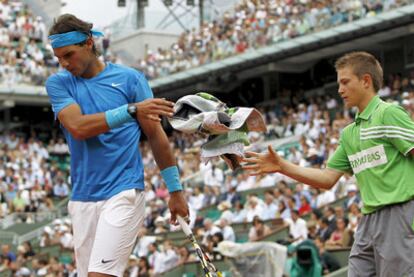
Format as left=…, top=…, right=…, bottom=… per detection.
left=48, top=30, right=104, bottom=49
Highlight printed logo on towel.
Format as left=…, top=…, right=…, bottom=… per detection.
left=348, top=145, right=388, bottom=174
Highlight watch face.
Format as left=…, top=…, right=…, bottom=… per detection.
left=128, top=105, right=137, bottom=115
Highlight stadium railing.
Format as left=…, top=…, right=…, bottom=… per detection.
left=329, top=248, right=351, bottom=268
left=162, top=225, right=290, bottom=276
left=162, top=259, right=232, bottom=277
left=326, top=266, right=348, bottom=277
left=0, top=197, right=69, bottom=245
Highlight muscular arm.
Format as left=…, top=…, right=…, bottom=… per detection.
left=243, top=146, right=344, bottom=190
left=140, top=117, right=176, bottom=169
left=58, top=104, right=109, bottom=140
left=57, top=99, right=174, bottom=140
left=279, top=160, right=344, bottom=190
left=140, top=116, right=189, bottom=223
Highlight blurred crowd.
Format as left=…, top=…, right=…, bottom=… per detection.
left=0, top=0, right=118, bottom=87
left=0, top=0, right=54, bottom=86
left=134, top=0, right=410, bottom=79
left=0, top=77, right=413, bottom=275
left=0, top=133, right=70, bottom=220
left=0, top=0, right=412, bottom=87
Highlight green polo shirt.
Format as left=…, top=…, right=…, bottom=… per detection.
left=327, top=96, right=414, bottom=214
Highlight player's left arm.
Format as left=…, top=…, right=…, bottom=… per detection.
left=382, top=104, right=414, bottom=156
left=140, top=118, right=174, bottom=169
left=140, top=118, right=189, bottom=223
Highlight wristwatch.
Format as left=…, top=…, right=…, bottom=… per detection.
left=127, top=104, right=137, bottom=118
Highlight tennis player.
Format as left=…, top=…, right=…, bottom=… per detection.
left=46, top=14, right=189, bottom=277
left=243, top=51, right=414, bottom=277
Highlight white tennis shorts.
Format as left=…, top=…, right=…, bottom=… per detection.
left=68, top=188, right=145, bottom=277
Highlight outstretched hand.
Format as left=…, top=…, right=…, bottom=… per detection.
left=136, top=98, right=174, bottom=122
left=242, top=145, right=283, bottom=175
left=168, top=191, right=190, bottom=225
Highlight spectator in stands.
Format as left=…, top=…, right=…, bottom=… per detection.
left=285, top=210, right=308, bottom=245
left=325, top=217, right=353, bottom=249
left=145, top=242, right=160, bottom=270
left=153, top=240, right=178, bottom=274
left=232, top=201, right=247, bottom=223
left=176, top=246, right=196, bottom=265
left=20, top=241, right=35, bottom=260
left=15, top=267, right=32, bottom=277
left=52, top=138, right=69, bottom=157
left=203, top=164, right=224, bottom=187
left=248, top=216, right=271, bottom=241
left=317, top=217, right=334, bottom=243
left=334, top=206, right=346, bottom=222
left=124, top=255, right=139, bottom=277
left=222, top=184, right=241, bottom=205
left=214, top=200, right=231, bottom=222
left=201, top=218, right=221, bottom=245
left=347, top=203, right=362, bottom=233
left=155, top=182, right=169, bottom=200
left=343, top=184, right=360, bottom=210
left=314, top=236, right=341, bottom=275
left=276, top=199, right=291, bottom=220
left=56, top=224, right=74, bottom=251
left=1, top=244, right=16, bottom=265
left=153, top=216, right=168, bottom=234
left=298, top=196, right=312, bottom=216
left=322, top=206, right=338, bottom=238
left=262, top=190, right=278, bottom=220
left=132, top=227, right=156, bottom=258
left=36, top=258, right=49, bottom=276
left=188, top=186, right=205, bottom=210
left=306, top=220, right=319, bottom=240
left=5, top=133, right=18, bottom=150
left=312, top=187, right=336, bottom=208
left=53, top=177, right=69, bottom=199
left=243, top=51, right=414, bottom=276
left=245, top=196, right=264, bottom=222
left=218, top=218, right=236, bottom=242
left=12, top=190, right=26, bottom=212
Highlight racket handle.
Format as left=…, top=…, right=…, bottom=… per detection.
left=177, top=215, right=192, bottom=236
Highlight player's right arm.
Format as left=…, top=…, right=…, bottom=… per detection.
left=57, top=99, right=174, bottom=140
left=57, top=104, right=109, bottom=140
left=46, top=75, right=174, bottom=140
left=243, top=145, right=344, bottom=190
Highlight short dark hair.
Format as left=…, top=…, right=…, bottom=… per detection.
left=49, top=14, right=100, bottom=56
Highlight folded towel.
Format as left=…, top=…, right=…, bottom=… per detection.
left=169, top=92, right=266, bottom=170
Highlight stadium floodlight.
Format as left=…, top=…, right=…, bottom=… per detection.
left=186, top=0, right=195, bottom=5
left=164, top=0, right=173, bottom=6
left=118, top=0, right=126, bottom=7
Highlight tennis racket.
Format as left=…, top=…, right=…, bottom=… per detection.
left=177, top=216, right=223, bottom=277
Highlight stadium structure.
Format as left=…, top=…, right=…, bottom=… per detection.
left=0, top=0, right=414, bottom=276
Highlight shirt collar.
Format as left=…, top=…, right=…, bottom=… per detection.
left=355, top=96, right=381, bottom=124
